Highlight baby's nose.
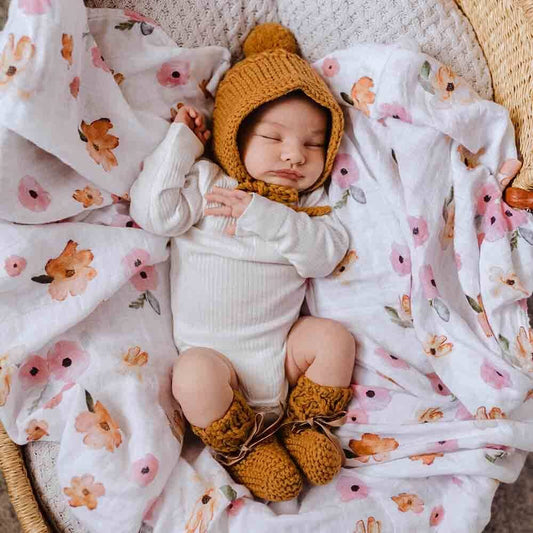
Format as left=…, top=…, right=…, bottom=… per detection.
left=281, top=144, right=305, bottom=164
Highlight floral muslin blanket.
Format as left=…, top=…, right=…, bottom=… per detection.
left=1, top=1, right=533, bottom=532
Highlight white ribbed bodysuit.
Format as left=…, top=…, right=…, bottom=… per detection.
left=130, top=123, right=349, bottom=412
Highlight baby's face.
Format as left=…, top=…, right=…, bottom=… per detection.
left=238, top=94, right=329, bottom=191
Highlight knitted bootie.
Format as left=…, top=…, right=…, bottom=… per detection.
left=191, top=390, right=303, bottom=501
left=279, top=375, right=352, bottom=485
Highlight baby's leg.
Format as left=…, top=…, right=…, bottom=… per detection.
left=172, top=347, right=239, bottom=428
left=285, top=316, right=356, bottom=388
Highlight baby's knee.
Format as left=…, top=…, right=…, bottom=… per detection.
left=172, top=348, right=235, bottom=399
left=312, top=318, right=356, bottom=359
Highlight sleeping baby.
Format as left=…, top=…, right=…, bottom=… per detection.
left=130, top=23, right=356, bottom=502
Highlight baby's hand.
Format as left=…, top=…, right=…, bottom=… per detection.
left=204, top=187, right=252, bottom=235
left=174, top=105, right=211, bottom=145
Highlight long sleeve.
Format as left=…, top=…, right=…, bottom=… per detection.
left=129, top=123, right=208, bottom=237
left=234, top=187, right=349, bottom=278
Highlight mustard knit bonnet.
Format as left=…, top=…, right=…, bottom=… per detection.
left=212, top=23, right=344, bottom=216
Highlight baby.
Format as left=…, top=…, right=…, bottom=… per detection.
left=130, top=23, right=356, bottom=502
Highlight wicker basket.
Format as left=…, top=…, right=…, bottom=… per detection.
left=1, top=0, right=533, bottom=531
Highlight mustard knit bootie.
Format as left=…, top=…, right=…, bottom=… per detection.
left=279, top=375, right=353, bottom=485
left=190, top=390, right=303, bottom=502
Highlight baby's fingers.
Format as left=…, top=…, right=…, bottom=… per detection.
left=204, top=206, right=232, bottom=217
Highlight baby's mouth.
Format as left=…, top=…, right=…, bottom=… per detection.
left=272, top=170, right=304, bottom=180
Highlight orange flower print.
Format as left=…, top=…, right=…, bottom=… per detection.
left=349, top=433, right=399, bottom=463
left=198, top=79, right=213, bottom=99
left=440, top=201, right=455, bottom=249
left=72, top=185, right=104, bottom=208
left=354, top=516, right=382, bottom=533
left=513, top=327, right=533, bottom=373
left=423, top=335, right=453, bottom=357
left=391, top=492, right=424, bottom=513
left=475, top=406, right=506, bottom=420
left=79, top=118, right=119, bottom=172
left=112, top=71, right=125, bottom=85
left=457, top=145, right=485, bottom=170
left=0, top=34, right=36, bottom=88
left=341, top=77, right=375, bottom=116
left=75, top=400, right=122, bottom=452
left=331, top=250, right=358, bottom=278
left=63, top=474, right=105, bottom=510
left=31, top=240, right=97, bottom=301
left=489, top=267, right=528, bottom=297
left=0, top=354, right=13, bottom=407
left=409, top=453, right=443, bottom=465
left=526, top=390, right=533, bottom=401
left=417, top=407, right=444, bottom=423
left=120, top=346, right=149, bottom=382
left=185, top=488, right=218, bottom=533
left=167, top=408, right=186, bottom=443
left=61, top=34, right=73, bottom=67
left=25, top=419, right=49, bottom=441
left=434, top=66, right=459, bottom=102
left=69, top=76, right=80, bottom=98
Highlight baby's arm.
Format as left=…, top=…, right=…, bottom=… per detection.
left=129, top=107, right=210, bottom=237
left=206, top=186, right=349, bottom=278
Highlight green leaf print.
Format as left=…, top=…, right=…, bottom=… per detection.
left=466, top=295, right=483, bottom=314
left=219, top=485, right=237, bottom=502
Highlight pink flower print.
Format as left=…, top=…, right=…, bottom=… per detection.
left=157, top=59, right=190, bottom=87
left=130, top=265, right=158, bottom=292
left=122, top=249, right=151, bottom=277
left=91, top=46, right=111, bottom=73
left=430, top=505, right=445, bottom=527
left=352, top=385, right=392, bottom=410
left=432, top=439, right=458, bottom=453
left=502, top=202, right=528, bottom=231
left=455, top=252, right=462, bottom=271
left=46, top=340, right=90, bottom=382
left=375, top=347, right=409, bottom=369
left=19, top=355, right=49, bottom=389
left=131, top=453, right=159, bottom=486
left=321, top=57, right=340, bottom=77
left=378, top=103, right=412, bottom=124
left=389, top=243, right=411, bottom=276
left=227, top=498, right=245, bottom=516
left=331, top=153, right=358, bottom=189
left=420, top=265, right=439, bottom=299
left=336, top=475, right=369, bottom=501
left=426, top=373, right=452, bottom=396
left=480, top=360, right=511, bottom=389
left=43, top=382, right=75, bottom=409
left=476, top=183, right=500, bottom=215
left=455, top=402, right=474, bottom=420
left=110, top=214, right=140, bottom=228
left=407, top=216, right=429, bottom=247
left=124, top=9, right=157, bottom=24
left=346, top=408, right=368, bottom=424
left=18, top=176, right=51, bottom=212
left=18, top=0, right=51, bottom=14
left=481, top=201, right=508, bottom=242
left=5, top=255, right=27, bottom=277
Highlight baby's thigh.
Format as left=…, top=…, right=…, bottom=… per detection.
left=172, top=347, right=239, bottom=394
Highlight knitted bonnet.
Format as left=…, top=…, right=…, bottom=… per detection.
left=212, top=23, right=344, bottom=216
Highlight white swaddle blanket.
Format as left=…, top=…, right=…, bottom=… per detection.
left=1, top=1, right=533, bottom=532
